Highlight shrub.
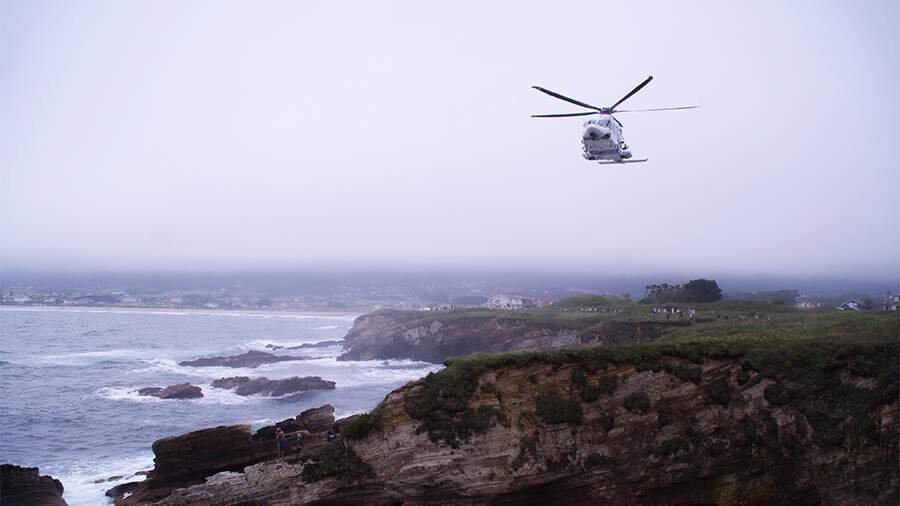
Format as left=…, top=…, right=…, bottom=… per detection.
left=657, top=436, right=689, bottom=457
left=705, top=378, right=731, bottom=405
left=657, top=404, right=673, bottom=426
left=580, top=383, right=601, bottom=402
left=479, top=382, right=498, bottom=395
left=584, top=452, right=609, bottom=469
left=670, top=365, right=703, bottom=384
left=301, top=445, right=374, bottom=483
left=341, top=413, right=376, bottom=440
left=535, top=392, right=583, bottom=425
left=571, top=368, right=587, bottom=387
left=623, top=392, right=651, bottom=413
left=597, top=375, right=619, bottom=395
left=763, top=382, right=792, bottom=405
left=404, top=361, right=506, bottom=448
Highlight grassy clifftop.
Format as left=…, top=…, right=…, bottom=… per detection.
left=348, top=310, right=897, bottom=451
left=383, top=297, right=802, bottom=330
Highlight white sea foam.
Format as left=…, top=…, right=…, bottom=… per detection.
left=241, top=338, right=328, bottom=351
left=36, top=349, right=158, bottom=367
left=93, top=383, right=258, bottom=406
left=49, top=452, right=152, bottom=506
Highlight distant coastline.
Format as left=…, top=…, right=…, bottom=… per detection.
left=0, top=304, right=360, bottom=319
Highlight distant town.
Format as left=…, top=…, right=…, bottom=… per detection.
left=2, top=282, right=896, bottom=313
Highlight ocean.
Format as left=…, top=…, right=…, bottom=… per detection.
left=0, top=306, right=441, bottom=505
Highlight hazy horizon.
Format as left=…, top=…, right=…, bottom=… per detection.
left=2, top=1, right=898, bottom=279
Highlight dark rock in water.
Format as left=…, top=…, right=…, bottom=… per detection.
left=92, top=474, right=124, bottom=483
left=272, top=391, right=316, bottom=403
left=0, top=464, right=68, bottom=505
left=137, top=383, right=203, bottom=399
left=210, top=376, right=251, bottom=389
left=178, top=350, right=310, bottom=368
left=105, top=481, right=140, bottom=500
left=211, top=375, right=334, bottom=397
left=233, top=376, right=335, bottom=397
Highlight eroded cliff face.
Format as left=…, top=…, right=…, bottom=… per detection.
left=118, top=338, right=899, bottom=506
left=0, top=464, right=68, bottom=506
left=338, top=309, right=686, bottom=363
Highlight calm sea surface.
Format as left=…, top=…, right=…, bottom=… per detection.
left=0, top=307, right=440, bottom=505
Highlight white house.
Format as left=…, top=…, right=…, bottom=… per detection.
left=836, top=299, right=862, bottom=311
left=486, top=294, right=536, bottom=310
left=793, top=296, right=818, bottom=310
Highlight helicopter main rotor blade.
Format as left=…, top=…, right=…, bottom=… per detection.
left=609, top=75, right=654, bottom=112
left=531, top=112, right=598, bottom=118
left=531, top=86, right=603, bottom=111
left=614, top=106, right=700, bottom=113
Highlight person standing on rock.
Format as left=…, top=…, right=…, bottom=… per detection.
left=276, top=428, right=287, bottom=457
left=295, top=430, right=309, bottom=455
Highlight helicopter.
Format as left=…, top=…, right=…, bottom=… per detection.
left=531, top=76, right=698, bottom=164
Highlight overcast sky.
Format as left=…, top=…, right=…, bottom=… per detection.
left=1, top=0, right=898, bottom=278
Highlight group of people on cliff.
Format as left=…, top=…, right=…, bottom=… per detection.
left=275, top=427, right=337, bottom=457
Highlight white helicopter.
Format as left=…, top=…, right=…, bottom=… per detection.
left=532, top=76, right=698, bottom=164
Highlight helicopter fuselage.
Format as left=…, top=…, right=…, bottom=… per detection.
left=581, top=115, right=633, bottom=162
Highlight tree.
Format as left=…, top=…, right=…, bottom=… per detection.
left=681, top=279, right=722, bottom=303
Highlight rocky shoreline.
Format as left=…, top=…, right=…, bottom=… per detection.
left=100, top=326, right=898, bottom=504
left=7, top=308, right=897, bottom=505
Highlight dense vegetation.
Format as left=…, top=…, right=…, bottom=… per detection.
left=643, top=279, right=723, bottom=303
left=301, top=444, right=374, bottom=483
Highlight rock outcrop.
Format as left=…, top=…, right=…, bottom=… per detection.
left=0, top=464, right=68, bottom=506
left=178, top=350, right=310, bottom=368
left=338, top=309, right=687, bottom=363
left=211, top=376, right=336, bottom=396
left=210, top=377, right=251, bottom=390
left=113, top=405, right=338, bottom=505
left=137, top=383, right=203, bottom=399
left=115, top=317, right=899, bottom=505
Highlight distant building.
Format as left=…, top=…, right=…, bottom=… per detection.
left=836, top=299, right=862, bottom=311
left=11, top=294, right=31, bottom=304
left=883, top=295, right=900, bottom=311
left=793, top=296, right=818, bottom=310
left=486, top=294, right=536, bottom=310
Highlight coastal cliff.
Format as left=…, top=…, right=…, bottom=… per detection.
left=338, top=307, right=689, bottom=363
left=114, top=312, right=898, bottom=505
left=0, top=465, right=68, bottom=506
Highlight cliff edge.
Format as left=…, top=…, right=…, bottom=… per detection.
left=117, top=312, right=898, bottom=505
